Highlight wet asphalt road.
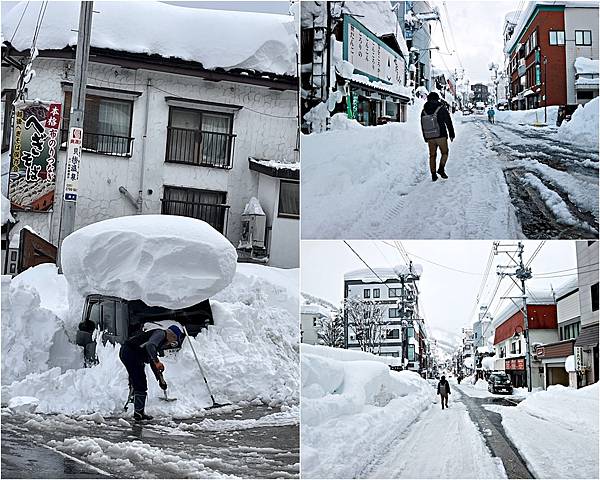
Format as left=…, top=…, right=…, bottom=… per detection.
left=455, top=386, right=534, bottom=479
left=469, top=116, right=599, bottom=239
left=1, top=405, right=299, bottom=479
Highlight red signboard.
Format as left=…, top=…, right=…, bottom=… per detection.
left=515, top=359, right=525, bottom=370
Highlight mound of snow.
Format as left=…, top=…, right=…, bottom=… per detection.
left=557, top=97, right=599, bottom=150
left=61, top=215, right=238, bottom=309
left=1, top=266, right=82, bottom=385
left=301, top=345, right=435, bottom=478
left=2, top=264, right=299, bottom=416
left=494, top=105, right=559, bottom=126
left=493, top=383, right=598, bottom=478
left=1, top=193, right=14, bottom=225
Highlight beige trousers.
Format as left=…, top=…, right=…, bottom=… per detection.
left=427, top=137, right=449, bottom=174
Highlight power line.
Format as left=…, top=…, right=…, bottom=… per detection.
left=441, top=1, right=464, bottom=71
left=402, top=249, right=483, bottom=275
left=9, top=1, right=30, bottom=44
left=343, top=240, right=392, bottom=289
left=534, top=262, right=599, bottom=276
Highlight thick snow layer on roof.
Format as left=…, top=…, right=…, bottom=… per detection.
left=301, top=303, right=331, bottom=318
left=555, top=277, right=578, bottom=299
left=504, top=10, right=521, bottom=24
left=342, top=0, right=409, bottom=57
left=574, top=57, right=599, bottom=75
left=1, top=192, right=14, bottom=225
left=2, top=263, right=300, bottom=414
left=344, top=264, right=423, bottom=282
left=2, top=1, right=297, bottom=76
left=242, top=197, right=265, bottom=216
left=505, top=1, right=599, bottom=53
left=351, top=73, right=413, bottom=98
left=60, top=215, right=238, bottom=309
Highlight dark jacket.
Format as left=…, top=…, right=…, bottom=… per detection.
left=437, top=379, right=451, bottom=395
left=422, top=100, right=455, bottom=141
left=124, top=329, right=166, bottom=363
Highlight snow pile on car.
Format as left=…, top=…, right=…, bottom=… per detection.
left=61, top=215, right=238, bottom=309
left=1, top=264, right=82, bottom=384
left=489, top=383, right=598, bottom=478
left=2, top=1, right=296, bottom=76
left=2, top=263, right=299, bottom=416
left=301, top=344, right=435, bottom=478
left=557, top=96, right=599, bottom=149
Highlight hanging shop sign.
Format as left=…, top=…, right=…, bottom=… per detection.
left=9, top=100, right=62, bottom=211
left=63, top=127, right=83, bottom=202
left=574, top=346, right=585, bottom=371
left=343, top=15, right=405, bottom=86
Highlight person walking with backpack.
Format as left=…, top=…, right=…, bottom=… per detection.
left=421, top=92, right=455, bottom=182
left=437, top=375, right=451, bottom=409
left=487, top=106, right=496, bottom=124
left=119, top=321, right=185, bottom=421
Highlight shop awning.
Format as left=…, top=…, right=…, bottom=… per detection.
left=574, top=323, right=599, bottom=347
left=349, top=76, right=411, bottom=102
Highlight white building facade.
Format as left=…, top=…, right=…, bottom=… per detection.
left=564, top=4, right=600, bottom=104
left=1, top=3, right=299, bottom=270
left=301, top=303, right=331, bottom=345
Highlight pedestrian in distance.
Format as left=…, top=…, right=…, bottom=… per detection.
left=487, top=106, right=496, bottom=124
left=119, top=322, right=185, bottom=421
left=420, top=92, right=455, bottom=182
left=457, top=373, right=462, bottom=385
left=437, top=375, right=451, bottom=409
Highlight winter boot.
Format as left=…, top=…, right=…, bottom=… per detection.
left=134, top=411, right=153, bottom=422
left=431, top=172, right=438, bottom=182
left=437, top=167, right=448, bottom=179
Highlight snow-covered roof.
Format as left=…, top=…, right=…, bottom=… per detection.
left=504, top=10, right=521, bottom=24
left=555, top=277, right=578, bottom=299
left=351, top=74, right=412, bottom=99
left=242, top=197, right=265, bottom=216
left=575, top=78, right=599, bottom=86
left=344, top=264, right=423, bottom=282
left=477, top=345, right=494, bottom=354
left=575, top=57, right=599, bottom=75
left=2, top=1, right=297, bottom=76
left=493, top=290, right=556, bottom=327
left=505, top=1, right=599, bottom=54
left=342, top=1, right=409, bottom=57
left=301, top=303, right=331, bottom=318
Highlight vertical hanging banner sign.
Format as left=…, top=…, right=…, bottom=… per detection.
left=9, top=101, right=62, bottom=211
left=64, top=127, right=83, bottom=202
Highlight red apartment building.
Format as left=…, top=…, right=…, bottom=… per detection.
left=507, top=5, right=567, bottom=110
left=493, top=303, right=558, bottom=388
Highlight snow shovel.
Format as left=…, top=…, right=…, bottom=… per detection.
left=181, top=325, right=231, bottom=410
left=150, top=363, right=177, bottom=402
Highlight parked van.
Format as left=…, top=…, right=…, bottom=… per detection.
left=76, top=295, right=213, bottom=364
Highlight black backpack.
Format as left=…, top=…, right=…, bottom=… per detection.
left=421, top=106, right=441, bottom=139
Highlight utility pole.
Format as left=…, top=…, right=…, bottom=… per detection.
left=495, top=241, right=534, bottom=392
left=57, top=1, right=94, bottom=265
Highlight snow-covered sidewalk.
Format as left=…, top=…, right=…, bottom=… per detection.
left=484, top=384, right=599, bottom=479
left=366, top=389, right=507, bottom=479
left=302, top=106, right=521, bottom=239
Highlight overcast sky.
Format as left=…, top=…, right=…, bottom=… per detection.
left=430, top=0, right=522, bottom=84
left=301, top=240, right=578, bottom=345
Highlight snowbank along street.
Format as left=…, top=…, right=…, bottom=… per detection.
left=302, top=100, right=599, bottom=240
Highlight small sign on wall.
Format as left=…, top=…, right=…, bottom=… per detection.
left=64, top=127, right=83, bottom=202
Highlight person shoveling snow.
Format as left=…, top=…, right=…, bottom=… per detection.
left=120, top=320, right=185, bottom=421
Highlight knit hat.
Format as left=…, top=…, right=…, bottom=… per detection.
left=168, top=325, right=184, bottom=344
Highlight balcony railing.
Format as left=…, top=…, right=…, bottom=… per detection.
left=60, top=129, right=134, bottom=157
left=161, top=199, right=230, bottom=235
left=165, top=127, right=236, bottom=169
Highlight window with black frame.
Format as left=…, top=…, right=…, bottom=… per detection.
left=63, top=92, right=133, bottom=156
left=278, top=180, right=299, bottom=218
left=166, top=107, right=234, bottom=168
left=161, top=185, right=229, bottom=233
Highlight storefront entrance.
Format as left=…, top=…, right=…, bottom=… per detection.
left=546, top=364, right=569, bottom=387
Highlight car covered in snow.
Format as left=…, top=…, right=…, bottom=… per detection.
left=76, top=295, right=213, bottom=364
left=487, top=371, right=513, bottom=394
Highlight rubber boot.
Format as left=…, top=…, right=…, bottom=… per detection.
left=134, top=410, right=153, bottom=421
left=437, top=167, right=448, bottom=179
left=431, top=172, right=438, bottom=182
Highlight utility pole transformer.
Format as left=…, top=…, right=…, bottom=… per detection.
left=495, top=241, right=534, bottom=392
left=57, top=1, right=94, bottom=266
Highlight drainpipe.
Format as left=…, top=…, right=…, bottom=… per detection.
left=137, top=78, right=152, bottom=213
